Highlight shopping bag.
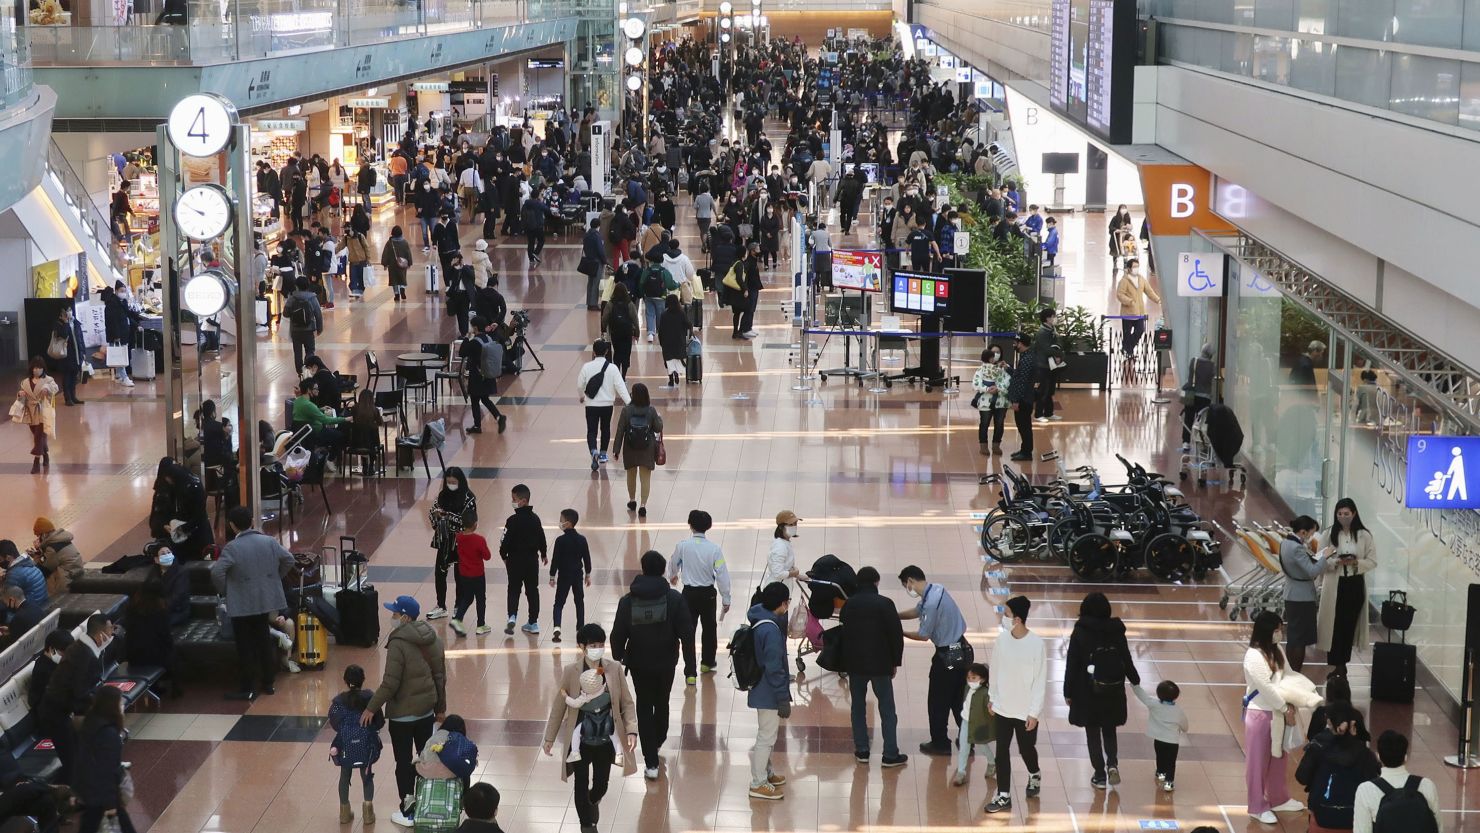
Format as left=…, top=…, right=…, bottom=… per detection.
left=105, top=344, right=129, bottom=368
left=46, top=333, right=67, bottom=360
left=8, top=398, right=24, bottom=423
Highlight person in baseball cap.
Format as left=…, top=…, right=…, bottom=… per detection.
left=762, top=511, right=804, bottom=590
left=384, top=595, right=421, bottom=619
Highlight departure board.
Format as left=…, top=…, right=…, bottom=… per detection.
left=1086, top=0, right=1116, bottom=135
left=1049, top=0, right=1069, bottom=111
left=1048, top=0, right=1135, bottom=143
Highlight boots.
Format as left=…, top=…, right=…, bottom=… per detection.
left=340, top=804, right=353, bottom=824
left=30, top=457, right=39, bottom=474
left=362, top=802, right=376, bottom=824
left=42, top=452, right=49, bottom=468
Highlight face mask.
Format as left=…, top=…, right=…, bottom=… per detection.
left=967, top=681, right=982, bottom=691
left=906, top=588, right=920, bottom=599
left=445, top=482, right=459, bottom=491
left=512, top=501, right=520, bottom=510
left=586, top=647, right=605, bottom=662
left=157, top=552, right=175, bottom=567
left=785, top=525, right=798, bottom=538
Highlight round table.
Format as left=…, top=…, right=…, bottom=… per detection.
left=396, top=352, right=440, bottom=364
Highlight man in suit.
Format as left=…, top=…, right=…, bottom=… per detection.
left=211, top=506, right=294, bottom=701
left=0, top=586, right=44, bottom=649
left=38, top=613, right=112, bottom=784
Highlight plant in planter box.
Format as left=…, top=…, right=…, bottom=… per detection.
left=1054, top=305, right=1102, bottom=353
left=987, top=279, right=1028, bottom=334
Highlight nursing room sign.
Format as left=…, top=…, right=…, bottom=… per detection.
left=1408, top=436, right=1480, bottom=509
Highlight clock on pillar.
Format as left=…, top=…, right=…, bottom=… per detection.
left=158, top=93, right=261, bottom=523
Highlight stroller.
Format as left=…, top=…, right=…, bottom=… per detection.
left=794, top=554, right=856, bottom=675
left=1181, top=402, right=1248, bottom=488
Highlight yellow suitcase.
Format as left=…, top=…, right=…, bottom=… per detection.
left=295, top=609, right=329, bottom=669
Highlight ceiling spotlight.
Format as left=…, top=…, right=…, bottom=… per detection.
left=626, top=74, right=643, bottom=91
left=719, top=16, right=731, bottom=28
left=622, top=16, right=645, bottom=39
left=720, top=32, right=731, bottom=42
left=719, top=0, right=732, bottom=13
left=624, top=46, right=644, bottom=66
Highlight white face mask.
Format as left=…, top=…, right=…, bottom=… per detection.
left=585, top=647, right=605, bottom=662
left=785, top=525, right=798, bottom=538
left=967, top=680, right=982, bottom=690
left=445, top=482, right=459, bottom=492
left=906, top=587, right=920, bottom=599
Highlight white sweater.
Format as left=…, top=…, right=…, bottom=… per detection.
left=1242, top=647, right=1288, bottom=712
left=576, top=357, right=631, bottom=408
left=989, top=629, right=1047, bottom=721
left=1353, top=767, right=1441, bottom=833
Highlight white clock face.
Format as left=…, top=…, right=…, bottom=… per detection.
left=174, top=184, right=233, bottom=241
left=183, top=270, right=232, bottom=317
left=622, top=16, right=645, bottom=39
left=167, top=94, right=236, bottom=157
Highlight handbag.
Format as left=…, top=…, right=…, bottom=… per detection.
left=8, top=398, right=24, bottom=423
left=105, top=343, right=129, bottom=368
left=970, top=392, right=982, bottom=408
left=816, top=626, right=847, bottom=672
left=1380, top=590, right=1416, bottom=631
left=46, top=332, right=67, bottom=360
left=721, top=264, right=742, bottom=292
left=1180, top=384, right=1196, bottom=406
left=738, top=222, right=754, bottom=238
left=654, top=437, right=667, bottom=466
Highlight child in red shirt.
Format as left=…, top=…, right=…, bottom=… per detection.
left=450, top=513, right=492, bottom=636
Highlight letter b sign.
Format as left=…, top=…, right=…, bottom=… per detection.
left=1170, top=183, right=1195, bottom=219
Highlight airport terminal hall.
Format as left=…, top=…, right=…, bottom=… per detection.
left=0, top=0, right=1477, bottom=832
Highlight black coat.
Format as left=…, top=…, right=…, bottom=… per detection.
left=499, top=506, right=547, bottom=560
left=837, top=583, right=904, bottom=677
left=39, top=640, right=104, bottom=720
left=657, top=307, right=691, bottom=363
left=1063, top=616, right=1139, bottom=728
left=124, top=604, right=174, bottom=668
left=609, top=574, right=694, bottom=673
left=73, top=718, right=124, bottom=809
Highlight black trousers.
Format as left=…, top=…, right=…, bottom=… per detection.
left=585, top=405, right=613, bottom=453
left=927, top=644, right=970, bottom=746
left=571, top=742, right=615, bottom=825
left=612, top=338, right=633, bottom=377
left=681, top=585, right=719, bottom=675
left=1033, top=369, right=1056, bottom=419
left=552, top=576, right=585, bottom=628
left=840, top=204, right=857, bottom=233
left=506, top=555, right=540, bottom=622
left=389, top=714, right=435, bottom=803
left=527, top=230, right=546, bottom=259
left=231, top=612, right=276, bottom=693
left=629, top=666, right=676, bottom=768
left=1121, top=318, right=1146, bottom=356
left=453, top=572, right=487, bottom=627
left=78, top=806, right=137, bottom=833
left=434, top=538, right=454, bottom=609
left=37, top=711, right=75, bottom=785
left=290, top=331, right=316, bottom=375
left=1154, top=739, right=1179, bottom=781
left=978, top=409, right=1005, bottom=445
left=992, top=714, right=1040, bottom=793
left=1084, top=725, right=1119, bottom=778
left=739, top=295, right=758, bottom=334
left=1013, top=403, right=1035, bottom=454
left=470, top=392, right=503, bottom=427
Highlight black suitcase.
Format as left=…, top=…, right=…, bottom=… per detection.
left=334, top=536, right=381, bottom=647
left=688, top=299, right=704, bottom=329
left=1371, top=640, right=1416, bottom=703
left=686, top=353, right=702, bottom=384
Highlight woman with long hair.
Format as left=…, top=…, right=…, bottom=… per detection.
left=17, top=356, right=58, bottom=473
left=657, top=295, right=692, bottom=388
left=1064, top=592, right=1139, bottom=789
left=612, top=383, right=663, bottom=518
left=1242, top=611, right=1303, bottom=824
left=427, top=466, right=477, bottom=619
left=1317, top=498, right=1377, bottom=675
left=75, top=686, right=136, bottom=833
left=602, top=283, right=639, bottom=377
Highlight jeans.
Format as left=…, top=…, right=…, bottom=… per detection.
left=349, top=262, right=366, bottom=295
left=681, top=584, right=719, bottom=675
left=453, top=572, right=486, bottom=627
left=584, top=405, right=613, bottom=453
left=849, top=674, right=899, bottom=758
left=291, top=331, right=316, bottom=375
left=389, top=715, right=435, bottom=804
left=927, top=644, right=970, bottom=746
left=644, top=297, right=663, bottom=334
left=992, top=714, right=1040, bottom=794
left=978, top=409, right=1005, bottom=445
left=1154, top=739, right=1180, bottom=782
left=338, top=765, right=375, bottom=803
left=552, top=576, right=585, bottom=628
left=231, top=612, right=276, bottom=693
left=750, top=708, right=780, bottom=788
left=955, top=731, right=996, bottom=776
left=572, top=742, right=615, bottom=825
left=1244, top=709, right=1290, bottom=815
left=630, top=666, right=676, bottom=768
left=1085, top=725, right=1119, bottom=778
left=1013, top=403, right=1034, bottom=454
left=506, top=555, right=540, bottom=622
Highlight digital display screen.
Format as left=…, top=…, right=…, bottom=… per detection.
left=1067, top=0, right=1090, bottom=122
left=1049, top=0, right=1133, bottom=143
left=1049, top=0, right=1070, bottom=111
left=890, top=271, right=950, bottom=317
left=1086, top=0, right=1116, bottom=135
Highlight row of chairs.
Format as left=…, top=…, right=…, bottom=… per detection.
left=365, top=344, right=468, bottom=405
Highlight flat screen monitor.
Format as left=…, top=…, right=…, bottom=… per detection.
left=842, top=162, right=880, bottom=184
left=831, top=250, right=884, bottom=293
left=1042, top=152, right=1080, bottom=175
left=890, top=270, right=950, bottom=318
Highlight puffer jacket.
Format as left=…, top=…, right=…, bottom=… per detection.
left=4, top=554, right=47, bottom=607
left=365, top=620, right=447, bottom=719
left=610, top=574, right=693, bottom=673
left=1063, top=616, right=1140, bottom=728
left=36, top=530, right=83, bottom=592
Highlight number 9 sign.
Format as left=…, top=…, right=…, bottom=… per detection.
left=167, top=94, right=237, bottom=158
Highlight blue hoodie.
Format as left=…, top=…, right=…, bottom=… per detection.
left=745, top=604, right=791, bottom=710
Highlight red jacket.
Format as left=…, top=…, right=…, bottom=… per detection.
left=455, top=532, right=492, bottom=578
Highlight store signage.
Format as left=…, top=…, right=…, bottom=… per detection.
left=1137, top=163, right=1238, bottom=238
left=412, top=82, right=449, bottom=92
left=346, top=98, right=387, bottom=109
left=975, top=79, right=992, bottom=99
left=590, top=120, right=610, bottom=196
left=256, top=119, right=305, bottom=131
left=1407, top=436, right=1480, bottom=510
left=1175, top=252, right=1223, bottom=298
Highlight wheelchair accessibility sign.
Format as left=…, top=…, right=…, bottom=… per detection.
left=1407, top=436, right=1480, bottom=509
left=1176, top=252, right=1225, bottom=297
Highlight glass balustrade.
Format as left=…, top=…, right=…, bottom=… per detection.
left=0, top=0, right=36, bottom=111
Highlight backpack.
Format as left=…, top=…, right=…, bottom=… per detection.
left=629, top=594, right=669, bottom=627
left=287, top=296, right=313, bottom=328
left=624, top=408, right=654, bottom=450
left=330, top=692, right=382, bottom=767
left=578, top=696, right=615, bottom=747
left=522, top=201, right=543, bottom=229
left=641, top=266, right=668, bottom=299
left=727, top=619, right=777, bottom=691
left=608, top=300, right=634, bottom=339
left=1373, top=775, right=1439, bottom=833
left=474, top=335, right=503, bottom=380
left=435, top=731, right=479, bottom=780
left=1089, top=643, right=1124, bottom=691
left=1310, top=754, right=1366, bottom=830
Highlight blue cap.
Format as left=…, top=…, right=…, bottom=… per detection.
left=384, top=595, right=420, bottom=619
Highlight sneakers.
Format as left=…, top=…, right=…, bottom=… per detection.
left=1107, top=766, right=1120, bottom=785
left=497, top=414, right=508, bottom=434
left=699, top=663, right=715, bottom=675
left=881, top=754, right=908, bottom=768
left=685, top=675, right=697, bottom=686
left=984, top=794, right=1011, bottom=814
left=598, top=452, right=609, bottom=464
left=426, top=607, right=448, bottom=620
left=985, top=761, right=996, bottom=777
left=475, top=625, right=492, bottom=635
left=1090, top=774, right=1107, bottom=790
left=1250, top=811, right=1277, bottom=824
left=1155, top=772, right=1166, bottom=783
left=521, top=622, right=541, bottom=634
left=467, top=426, right=483, bottom=434
left=1009, top=452, right=1033, bottom=462
left=854, top=752, right=870, bottom=764
left=1048, top=415, right=1064, bottom=421
left=1163, top=781, right=1174, bottom=792
left=748, top=783, right=783, bottom=801
left=449, top=619, right=467, bottom=637
left=390, top=810, right=414, bottom=827
left=951, top=771, right=967, bottom=786
left=552, top=626, right=562, bottom=643
left=644, top=766, right=660, bottom=781
left=918, top=741, right=951, bottom=756
left=274, top=631, right=294, bottom=652
left=1034, top=416, right=1051, bottom=423
left=767, top=773, right=786, bottom=787
left=120, top=377, right=135, bottom=388
left=505, top=616, right=516, bottom=635
left=1271, top=800, right=1305, bottom=813
left=285, top=660, right=302, bottom=673
left=590, top=452, right=599, bottom=472
left=1026, top=772, right=1041, bottom=797
left=647, top=333, right=655, bottom=343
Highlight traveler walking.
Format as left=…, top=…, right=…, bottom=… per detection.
left=500, top=483, right=548, bottom=635
left=603, top=285, right=639, bottom=377
left=541, top=624, right=638, bottom=833
left=380, top=226, right=413, bottom=302
left=428, top=467, right=477, bottom=619
left=953, top=663, right=995, bottom=785
left=666, top=510, right=732, bottom=685
left=610, top=551, right=694, bottom=779
left=657, top=296, right=691, bottom=387
left=1131, top=680, right=1188, bottom=792
left=757, top=511, right=802, bottom=590
left=1242, top=610, right=1305, bottom=824
left=1279, top=515, right=1328, bottom=671
left=74, top=687, right=136, bottom=833
left=576, top=340, right=632, bottom=470
left=459, top=317, right=508, bottom=435
left=548, top=509, right=592, bottom=640
left=1064, top=592, right=1140, bottom=790
left=745, top=582, right=793, bottom=801
left=838, top=566, right=906, bottom=767
left=362, top=595, right=447, bottom=827
left=328, top=664, right=383, bottom=824
left=211, top=505, right=294, bottom=701
left=283, top=276, right=324, bottom=376
left=897, top=565, right=971, bottom=755
left=1352, top=730, right=1441, bottom=833
left=1114, top=258, right=1160, bottom=356
left=613, top=383, right=663, bottom=517
left=985, top=595, right=1047, bottom=814
left=1318, top=498, right=1377, bottom=676
left=17, top=357, right=58, bottom=474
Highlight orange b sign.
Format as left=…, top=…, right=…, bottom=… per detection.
left=1137, top=164, right=1237, bottom=237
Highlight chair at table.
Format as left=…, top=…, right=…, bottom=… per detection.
left=334, top=372, right=360, bottom=412
left=365, top=351, right=396, bottom=392
left=345, top=419, right=386, bottom=477
left=374, top=388, right=409, bottom=450
left=298, top=448, right=332, bottom=513
left=433, top=341, right=466, bottom=402
left=396, top=420, right=446, bottom=478
left=259, top=462, right=297, bottom=537
left=396, top=364, right=432, bottom=407
left=203, top=464, right=228, bottom=530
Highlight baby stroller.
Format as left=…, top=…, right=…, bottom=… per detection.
left=1181, top=402, right=1248, bottom=488
left=795, top=554, right=856, bottom=675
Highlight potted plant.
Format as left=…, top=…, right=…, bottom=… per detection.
left=1053, top=304, right=1109, bottom=388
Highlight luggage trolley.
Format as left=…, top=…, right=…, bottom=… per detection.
left=1212, top=520, right=1285, bottom=621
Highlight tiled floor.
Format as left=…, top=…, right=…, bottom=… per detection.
left=17, top=133, right=1474, bottom=832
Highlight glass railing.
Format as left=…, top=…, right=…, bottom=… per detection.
left=0, top=0, right=36, bottom=111
left=44, top=138, right=124, bottom=277
left=30, top=0, right=531, bottom=65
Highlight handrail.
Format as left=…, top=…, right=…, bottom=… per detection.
left=44, top=138, right=124, bottom=281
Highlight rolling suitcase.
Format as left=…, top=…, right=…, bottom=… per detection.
left=688, top=299, right=704, bottom=329
left=1371, top=640, right=1416, bottom=703
left=130, top=330, right=156, bottom=380
left=334, top=536, right=380, bottom=648
left=686, top=341, right=703, bottom=384
left=293, top=551, right=328, bottom=669
left=425, top=263, right=439, bottom=296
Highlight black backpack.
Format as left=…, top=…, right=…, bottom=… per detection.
left=629, top=594, right=669, bottom=628
left=287, top=296, right=313, bottom=328
left=608, top=301, right=634, bottom=339
left=640, top=266, right=667, bottom=299
left=624, top=409, right=654, bottom=451
left=1373, top=775, right=1439, bottom=833
left=1089, top=643, right=1125, bottom=691
left=727, top=619, right=776, bottom=691
left=1310, top=754, right=1366, bottom=830
left=577, top=697, right=614, bottom=748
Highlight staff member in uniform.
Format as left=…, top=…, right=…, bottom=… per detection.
left=1277, top=515, right=1328, bottom=672
left=665, top=510, right=731, bottom=687
left=897, top=565, right=971, bottom=756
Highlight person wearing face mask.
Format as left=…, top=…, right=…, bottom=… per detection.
left=897, top=565, right=971, bottom=757
left=211, top=506, right=295, bottom=701
left=758, top=203, right=781, bottom=268
left=0, top=585, right=43, bottom=651
left=1114, top=258, right=1161, bottom=357
left=610, top=551, right=693, bottom=779
left=839, top=566, right=907, bottom=768
left=428, top=467, right=478, bottom=620
left=1316, top=498, right=1377, bottom=677
left=878, top=197, right=898, bottom=267
left=16, top=357, right=57, bottom=474
left=37, top=613, right=113, bottom=785
left=499, top=483, right=548, bottom=635
left=362, top=595, right=448, bottom=827
left=744, top=582, right=794, bottom=800
left=1277, top=515, right=1329, bottom=672
left=1242, top=611, right=1304, bottom=825
left=150, top=544, right=192, bottom=630
left=757, top=511, right=803, bottom=593
left=984, top=595, right=1047, bottom=814
left=541, top=624, right=638, bottom=833
left=972, top=347, right=1012, bottom=455
left=836, top=170, right=864, bottom=235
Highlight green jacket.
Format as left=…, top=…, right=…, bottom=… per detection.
left=292, top=394, right=347, bottom=429
left=965, top=685, right=995, bottom=744
left=365, top=620, right=447, bottom=719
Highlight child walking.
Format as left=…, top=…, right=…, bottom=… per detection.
left=953, top=663, right=997, bottom=786
left=548, top=508, right=592, bottom=643
left=1132, top=680, right=1188, bottom=792
left=328, top=664, right=383, bottom=824
left=450, top=513, right=492, bottom=637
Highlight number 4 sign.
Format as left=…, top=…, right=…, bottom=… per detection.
left=166, top=94, right=237, bottom=158
left=1176, top=252, right=1224, bottom=298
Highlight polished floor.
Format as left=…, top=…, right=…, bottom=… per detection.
left=21, top=150, right=1480, bottom=833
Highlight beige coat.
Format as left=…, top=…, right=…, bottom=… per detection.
left=542, top=657, right=638, bottom=782
left=17, top=376, right=57, bottom=437
left=1115, top=271, right=1162, bottom=317
left=1315, top=528, right=1377, bottom=652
